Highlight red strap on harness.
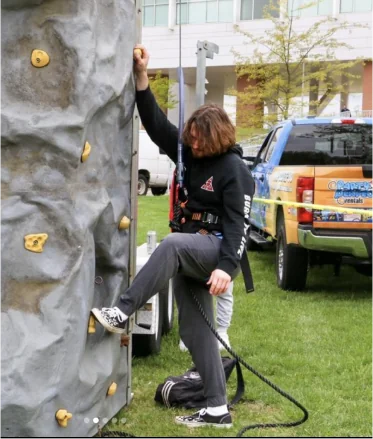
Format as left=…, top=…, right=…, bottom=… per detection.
left=169, top=171, right=177, bottom=225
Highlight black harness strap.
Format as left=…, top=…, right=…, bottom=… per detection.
left=184, top=209, right=222, bottom=225
left=240, top=251, right=254, bottom=293
left=228, top=360, right=245, bottom=408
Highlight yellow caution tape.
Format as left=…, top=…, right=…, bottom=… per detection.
left=253, top=198, right=373, bottom=217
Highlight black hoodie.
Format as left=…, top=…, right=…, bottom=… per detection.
left=136, top=87, right=255, bottom=277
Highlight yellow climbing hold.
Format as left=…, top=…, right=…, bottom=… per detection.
left=24, top=233, right=48, bottom=253
left=88, top=315, right=96, bottom=334
left=55, top=409, right=72, bottom=428
left=133, top=48, right=142, bottom=58
left=119, top=216, right=130, bottom=230
left=107, top=382, right=117, bottom=396
left=31, top=49, right=50, bottom=68
left=81, top=141, right=91, bottom=162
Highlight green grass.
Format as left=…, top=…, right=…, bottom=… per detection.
left=109, top=195, right=372, bottom=438
left=135, top=196, right=171, bottom=246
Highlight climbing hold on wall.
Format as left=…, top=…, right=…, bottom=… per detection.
left=119, top=216, right=130, bottom=230
left=120, top=335, right=131, bottom=348
left=107, top=382, right=117, bottom=396
left=81, top=141, right=91, bottom=162
left=31, top=49, right=50, bottom=68
left=55, top=409, right=72, bottom=427
left=24, top=233, right=48, bottom=253
left=88, top=315, right=96, bottom=334
left=133, top=48, right=142, bottom=59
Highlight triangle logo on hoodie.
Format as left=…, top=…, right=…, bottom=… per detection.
left=201, top=177, right=214, bottom=192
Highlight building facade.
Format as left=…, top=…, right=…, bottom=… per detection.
left=142, top=0, right=372, bottom=125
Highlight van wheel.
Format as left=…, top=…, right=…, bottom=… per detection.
left=132, top=294, right=163, bottom=357
left=151, top=187, right=167, bottom=196
left=161, top=279, right=174, bottom=335
left=276, top=213, right=308, bottom=291
left=138, top=174, right=149, bottom=196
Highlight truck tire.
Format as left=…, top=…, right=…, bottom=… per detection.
left=161, top=279, right=174, bottom=335
left=132, top=293, right=163, bottom=357
left=276, top=213, right=308, bottom=291
left=138, top=173, right=149, bottom=196
left=151, top=187, right=167, bottom=196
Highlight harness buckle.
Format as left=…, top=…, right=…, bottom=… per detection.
left=201, top=212, right=219, bottom=224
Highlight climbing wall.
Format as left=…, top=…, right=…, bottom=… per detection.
left=1, top=1, right=139, bottom=436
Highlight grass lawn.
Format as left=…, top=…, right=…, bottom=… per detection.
left=109, top=196, right=372, bottom=438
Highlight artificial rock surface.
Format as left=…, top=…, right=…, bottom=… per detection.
left=1, top=1, right=138, bottom=436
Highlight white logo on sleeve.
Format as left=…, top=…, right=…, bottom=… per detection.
left=201, top=177, right=214, bottom=192
left=237, top=194, right=252, bottom=258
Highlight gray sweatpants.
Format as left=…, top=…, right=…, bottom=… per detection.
left=216, top=282, right=234, bottom=330
left=117, top=232, right=239, bottom=407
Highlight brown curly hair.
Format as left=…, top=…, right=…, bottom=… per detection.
left=182, top=104, right=236, bottom=156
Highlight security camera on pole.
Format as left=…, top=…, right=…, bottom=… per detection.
left=196, top=40, right=219, bottom=107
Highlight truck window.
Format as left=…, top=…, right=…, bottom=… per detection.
left=280, top=124, right=372, bottom=166
left=255, top=131, right=273, bottom=164
left=264, top=127, right=283, bottom=162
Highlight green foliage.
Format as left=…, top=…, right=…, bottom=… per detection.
left=236, top=126, right=268, bottom=142
left=149, top=71, right=178, bottom=112
left=233, top=0, right=367, bottom=127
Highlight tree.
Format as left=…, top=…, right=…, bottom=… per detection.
left=232, top=0, right=367, bottom=127
left=149, top=71, right=178, bottom=113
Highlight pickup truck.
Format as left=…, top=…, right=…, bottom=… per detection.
left=246, top=116, right=372, bottom=291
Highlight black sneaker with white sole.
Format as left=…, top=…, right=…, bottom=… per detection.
left=175, top=409, right=232, bottom=428
left=91, top=307, right=128, bottom=334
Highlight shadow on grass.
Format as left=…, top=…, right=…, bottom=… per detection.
left=249, top=249, right=372, bottom=299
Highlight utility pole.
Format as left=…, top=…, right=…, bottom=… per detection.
left=195, top=40, right=219, bottom=107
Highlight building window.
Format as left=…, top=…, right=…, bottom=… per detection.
left=241, top=0, right=280, bottom=20
left=143, top=0, right=169, bottom=27
left=176, top=0, right=233, bottom=24
left=340, top=0, right=372, bottom=12
left=288, top=0, right=333, bottom=16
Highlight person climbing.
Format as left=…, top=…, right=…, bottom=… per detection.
left=91, top=44, right=255, bottom=428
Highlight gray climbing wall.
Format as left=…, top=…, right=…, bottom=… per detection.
left=1, top=1, right=139, bottom=436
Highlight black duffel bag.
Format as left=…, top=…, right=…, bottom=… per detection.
left=154, top=356, right=244, bottom=409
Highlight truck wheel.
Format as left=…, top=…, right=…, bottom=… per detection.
left=276, top=214, right=308, bottom=291
left=138, top=173, right=149, bottom=196
left=132, top=293, right=163, bottom=357
left=161, top=279, right=174, bottom=335
left=151, top=187, right=167, bottom=196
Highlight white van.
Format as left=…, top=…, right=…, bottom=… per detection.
left=138, top=130, right=175, bottom=196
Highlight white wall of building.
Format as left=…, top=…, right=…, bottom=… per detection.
left=141, top=0, right=372, bottom=124
left=142, top=0, right=372, bottom=70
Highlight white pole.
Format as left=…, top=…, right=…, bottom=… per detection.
left=301, top=61, right=305, bottom=117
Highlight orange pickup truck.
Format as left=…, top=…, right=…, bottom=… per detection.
left=247, top=117, right=372, bottom=290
